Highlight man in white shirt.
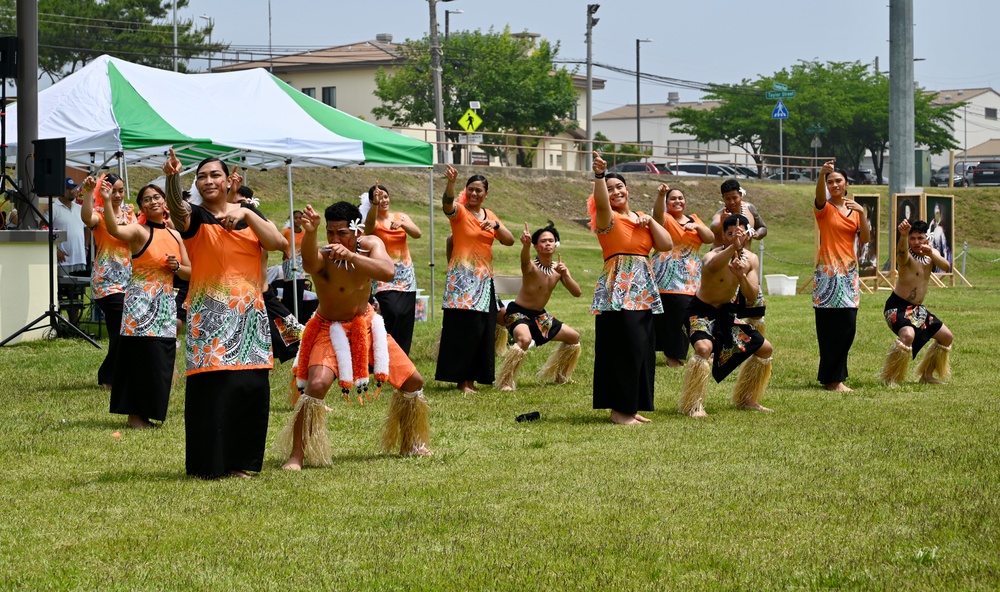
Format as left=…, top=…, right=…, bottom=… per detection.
left=50, top=177, right=88, bottom=326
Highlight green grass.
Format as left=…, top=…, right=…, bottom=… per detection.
left=3, top=167, right=1000, bottom=590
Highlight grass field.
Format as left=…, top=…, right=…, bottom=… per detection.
left=2, top=167, right=999, bottom=590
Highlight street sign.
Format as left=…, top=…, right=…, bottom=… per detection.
left=773, top=82, right=788, bottom=91
left=806, top=123, right=827, bottom=135
left=458, top=109, right=483, bottom=133
left=457, top=134, right=483, bottom=144
left=765, top=90, right=797, bottom=99
left=772, top=100, right=789, bottom=119
left=810, top=136, right=822, bottom=149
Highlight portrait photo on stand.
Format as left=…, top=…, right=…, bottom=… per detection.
left=852, top=194, right=880, bottom=278
left=925, top=194, right=954, bottom=274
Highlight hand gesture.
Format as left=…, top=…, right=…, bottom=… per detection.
left=592, top=151, right=607, bottom=175
left=301, top=205, right=321, bottom=233
left=820, top=159, right=836, bottom=176
left=444, top=164, right=458, bottom=183
left=98, top=176, right=112, bottom=200
left=226, top=166, right=243, bottom=202
left=731, top=227, right=748, bottom=250
left=216, top=206, right=246, bottom=232
left=371, top=181, right=388, bottom=205
left=324, top=242, right=353, bottom=264
left=520, top=221, right=531, bottom=246
left=729, top=252, right=750, bottom=277
left=636, top=214, right=651, bottom=228
left=166, top=253, right=181, bottom=272
left=81, top=176, right=97, bottom=193
left=844, top=199, right=863, bottom=215
left=657, top=183, right=671, bottom=197
left=553, top=254, right=569, bottom=278
left=912, top=242, right=932, bottom=257
left=480, top=217, right=497, bottom=232
left=162, top=148, right=182, bottom=176
left=898, top=218, right=911, bottom=235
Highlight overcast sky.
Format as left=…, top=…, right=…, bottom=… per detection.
left=180, top=0, right=994, bottom=114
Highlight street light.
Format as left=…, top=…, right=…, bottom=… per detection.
left=445, top=9, right=463, bottom=40
left=172, top=0, right=177, bottom=72
left=635, top=38, right=651, bottom=147
left=585, top=4, right=599, bottom=169
left=199, top=15, right=214, bottom=71
left=428, top=0, right=457, bottom=165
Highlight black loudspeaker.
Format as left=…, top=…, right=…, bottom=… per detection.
left=33, top=138, right=67, bottom=197
left=0, top=37, right=17, bottom=78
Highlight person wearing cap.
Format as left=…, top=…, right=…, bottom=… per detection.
left=51, top=177, right=89, bottom=326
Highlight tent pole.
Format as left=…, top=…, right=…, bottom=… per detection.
left=286, top=161, right=298, bottom=321
left=428, top=167, right=435, bottom=323
left=119, top=152, right=129, bottom=203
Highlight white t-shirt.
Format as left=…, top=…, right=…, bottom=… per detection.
left=50, top=199, right=87, bottom=267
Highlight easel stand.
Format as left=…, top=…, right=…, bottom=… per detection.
left=0, top=78, right=99, bottom=348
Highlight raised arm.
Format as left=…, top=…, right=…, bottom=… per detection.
left=518, top=222, right=533, bottom=276
left=895, top=219, right=912, bottom=271
left=592, top=151, right=612, bottom=231
left=79, top=175, right=100, bottom=228
left=645, top=216, right=673, bottom=252
left=363, top=183, right=383, bottom=235
left=735, top=251, right=760, bottom=301
left=929, top=247, right=951, bottom=272
left=815, top=160, right=835, bottom=209
left=652, top=183, right=669, bottom=225
left=163, top=148, right=191, bottom=233
left=300, top=205, right=325, bottom=275
left=442, top=165, right=459, bottom=216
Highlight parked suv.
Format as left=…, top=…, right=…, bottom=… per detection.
left=667, top=162, right=738, bottom=177
left=606, top=161, right=670, bottom=174
left=971, top=161, right=1000, bottom=186
left=930, top=163, right=972, bottom=187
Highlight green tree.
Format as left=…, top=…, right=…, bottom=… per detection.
left=590, top=131, right=649, bottom=166
left=373, top=28, right=578, bottom=167
left=671, top=60, right=961, bottom=181
left=0, top=0, right=220, bottom=82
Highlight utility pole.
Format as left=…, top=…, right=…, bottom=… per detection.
left=635, top=38, right=651, bottom=147
left=585, top=4, right=599, bottom=169
left=429, top=0, right=456, bottom=165
left=172, top=0, right=178, bottom=72
left=889, top=0, right=915, bottom=198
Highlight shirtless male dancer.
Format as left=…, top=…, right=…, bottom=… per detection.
left=880, top=219, right=954, bottom=385
left=711, top=179, right=768, bottom=334
left=277, top=202, right=430, bottom=470
left=496, top=221, right=583, bottom=391
left=679, top=214, right=774, bottom=417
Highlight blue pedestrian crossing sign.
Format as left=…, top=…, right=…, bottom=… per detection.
left=772, top=100, right=789, bottom=119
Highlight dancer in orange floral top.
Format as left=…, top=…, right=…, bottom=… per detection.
left=163, top=148, right=287, bottom=479
left=103, top=182, right=190, bottom=429
left=364, top=182, right=422, bottom=355
left=651, top=184, right=713, bottom=367
left=435, top=165, right=515, bottom=394
left=589, top=153, right=673, bottom=425
left=813, top=160, right=869, bottom=392
left=80, top=173, right=137, bottom=390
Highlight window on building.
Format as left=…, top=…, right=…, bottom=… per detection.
left=322, top=86, right=337, bottom=108
left=986, top=107, right=998, bottom=121
left=301, top=87, right=315, bottom=98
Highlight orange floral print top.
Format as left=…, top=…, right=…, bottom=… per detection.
left=442, top=204, right=500, bottom=312
left=591, top=211, right=663, bottom=313
left=372, top=213, right=416, bottom=293
left=121, top=223, right=180, bottom=339
left=813, top=202, right=860, bottom=309
left=652, top=213, right=705, bottom=295
left=90, top=208, right=136, bottom=299
left=181, top=204, right=273, bottom=376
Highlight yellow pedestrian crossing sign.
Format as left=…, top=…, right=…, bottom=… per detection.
left=458, top=109, right=483, bottom=133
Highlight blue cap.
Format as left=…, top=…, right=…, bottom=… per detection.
left=66, top=177, right=77, bottom=188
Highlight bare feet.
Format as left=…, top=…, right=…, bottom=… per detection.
left=410, top=443, right=433, bottom=457
left=823, top=382, right=853, bottom=392
left=498, top=384, right=515, bottom=392
left=919, top=376, right=944, bottom=384
left=610, top=410, right=642, bottom=425
left=101, top=383, right=113, bottom=391
left=458, top=381, right=478, bottom=394
left=126, top=415, right=154, bottom=429
left=665, top=357, right=684, bottom=368
left=282, top=455, right=303, bottom=471
left=737, top=403, right=773, bottom=412
left=228, top=470, right=252, bottom=479
left=634, top=413, right=652, bottom=423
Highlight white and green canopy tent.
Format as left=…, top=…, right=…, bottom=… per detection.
left=7, top=54, right=436, bottom=317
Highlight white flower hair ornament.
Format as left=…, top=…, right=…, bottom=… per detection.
left=348, top=218, right=363, bottom=236
left=738, top=187, right=746, bottom=197
left=247, top=196, right=260, bottom=208
left=555, top=240, right=561, bottom=248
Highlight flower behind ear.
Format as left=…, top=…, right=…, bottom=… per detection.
left=349, top=218, right=363, bottom=236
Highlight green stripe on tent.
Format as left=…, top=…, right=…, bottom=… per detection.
left=108, top=62, right=205, bottom=149
left=272, top=76, right=432, bottom=166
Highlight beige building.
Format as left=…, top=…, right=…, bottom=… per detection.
left=216, top=35, right=605, bottom=170
left=929, top=88, right=1000, bottom=167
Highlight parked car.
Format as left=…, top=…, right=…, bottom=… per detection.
left=666, top=162, right=739, bottom=178
left=970, top=160, right=1000, bottom=186
left=733, top=165, right=761, bottom=179
left=851, top=169, right=881, bottom=185
left=606, top=161, right=670, bottom=174
left=929, top=164, right=970, bottom=187
left=765, top=171, right=811, bottom=183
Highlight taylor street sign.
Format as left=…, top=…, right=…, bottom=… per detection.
left=765, top=90, right=796, bottom=99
